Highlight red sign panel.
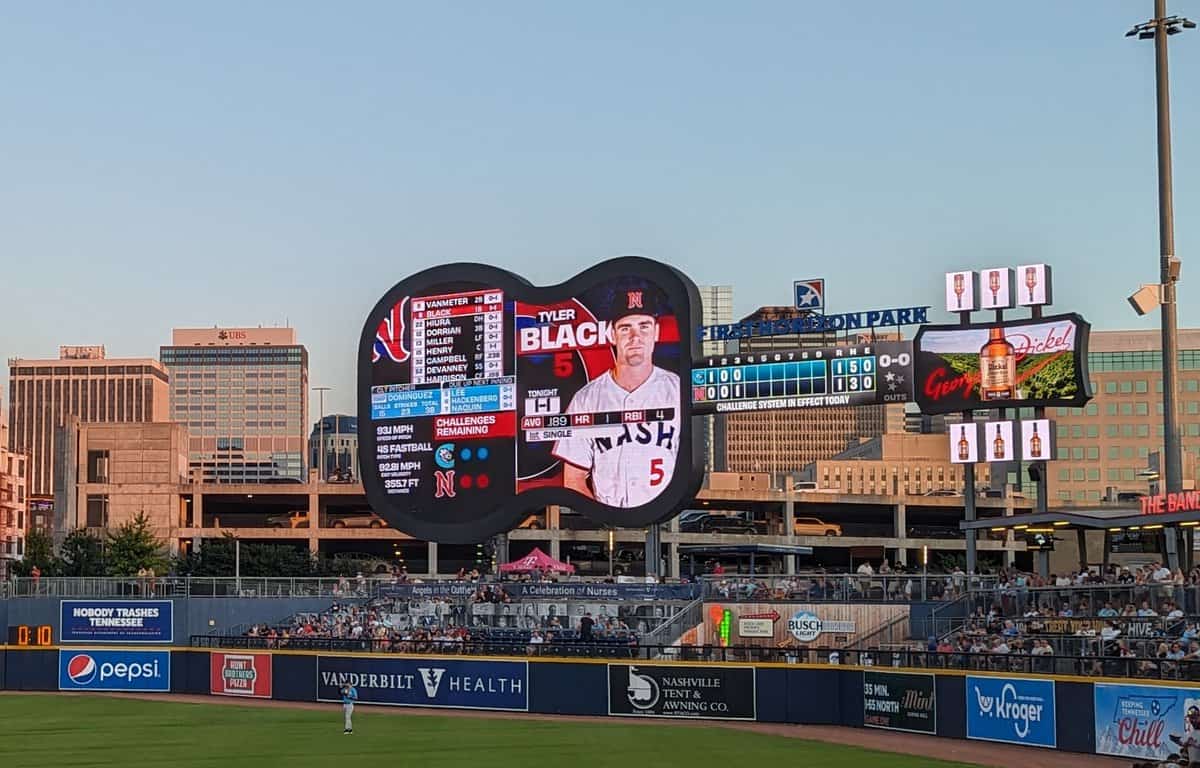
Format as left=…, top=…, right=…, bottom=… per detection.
left=1141, top=491, right=1200, bottom=516
left=209, top=652, right=272, bottom=698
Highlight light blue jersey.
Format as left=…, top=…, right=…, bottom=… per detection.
left=342, top=686, right=358, bottom=706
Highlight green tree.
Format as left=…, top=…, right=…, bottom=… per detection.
left=172, top=535, right=236, bottom=577
left=59, top=529, right=106, bottom=576
left=13, top=528, right=58, bottom=576
left=104, top=512, right=167, bottom=576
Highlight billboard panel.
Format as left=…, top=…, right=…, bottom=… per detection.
left=60, top=600, right=173, bottom=644
left=210, top=652, right=273, bottom=698
left=316, top=656, right=528, bottom=711
left=358, top=257, right=703, bottom=541
left=914, top=313, right=1092, bottom=415
left=607, top=664, right=755, bottom=720
left=965, top=675, right=1056, bottom=748
left=863, top=671, right=937, bottom=734
left=1095, top=683, right=1200, bottom=761
left=58, top=649, right=170, bottom=692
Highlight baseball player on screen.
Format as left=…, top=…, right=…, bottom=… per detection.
left=553, top=279, right=680, bottom=508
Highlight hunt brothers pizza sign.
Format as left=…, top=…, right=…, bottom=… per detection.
left=1141, top=491, right=1200, bottom=516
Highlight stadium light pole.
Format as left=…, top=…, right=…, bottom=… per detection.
left=1127, top=1, right=1194, bottom=568
left=313, top=387, right=332, bottom=482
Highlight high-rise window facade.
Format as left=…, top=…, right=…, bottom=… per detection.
left=161, top=328, right=308, bottom=484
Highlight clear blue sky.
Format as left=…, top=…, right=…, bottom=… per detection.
left=1, top=2, right=1196, bottom=419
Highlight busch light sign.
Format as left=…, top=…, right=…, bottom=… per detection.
left=316, top=656, right=527, bottom=711
left=966, top=676, right=1056, bottom=748
left=1095, top=683, right=1200, bottom=760
left=787, top=610, right=855, bottom=643
left=58, top=649, right=171, bottom=692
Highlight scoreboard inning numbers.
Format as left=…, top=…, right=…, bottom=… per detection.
left=691, top=343, right=915, bottom=414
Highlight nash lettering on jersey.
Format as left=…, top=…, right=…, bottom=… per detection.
left=594, top=422, right=676, bottom=454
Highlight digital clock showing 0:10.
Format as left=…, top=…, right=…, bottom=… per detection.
left=6, top=624, right=54, bottom=646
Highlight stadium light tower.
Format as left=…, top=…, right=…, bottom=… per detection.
left=1126, top=1, right=1193, bottom=568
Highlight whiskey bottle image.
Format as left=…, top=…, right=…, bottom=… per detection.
left=958, top=426, right=970, bottom=461
left=953, top=273, right=965, bottom=309
left=980, top=327, right=1017, bottom=400
left=1029, top=421, right=1042, bottom=458
left=1025, top=267, right=1038, bottom=303
left=993, top=423, right=1005, bottom=460
left=988, top=270, right=1001, bottom=304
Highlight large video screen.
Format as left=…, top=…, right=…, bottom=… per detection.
left=913, top=313, right=1092, bottom=415
left=691, top=341, right=915, bottom=414
left=358, top=258, right=703, bottom=543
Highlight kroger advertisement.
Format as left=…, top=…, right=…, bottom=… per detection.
left=913, top=313, right=1091, bottom=415
left=60, top=600, right=173, bottom=643
left=316, top=656, right=528, bottom=711
left=58, top=649, right=171, bottom=692
left=1095, top=683, right=1200, bottom=760
left=965, top=676, right=1056, bottom=748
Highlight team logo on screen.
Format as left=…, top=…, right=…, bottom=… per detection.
left=372, top=297, right=411, bottom=363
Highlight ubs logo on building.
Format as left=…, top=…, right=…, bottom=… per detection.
left=217, top=330, right=247, bottom=341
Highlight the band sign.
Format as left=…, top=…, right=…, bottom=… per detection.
left=1140, top=491, right=1200, bottom=516
left=863, top=671, right=936, bottom=734
left=608, top=664, right=755, bottom=720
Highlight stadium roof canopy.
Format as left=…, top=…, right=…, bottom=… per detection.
left=677, top=544, right=814, bottom=557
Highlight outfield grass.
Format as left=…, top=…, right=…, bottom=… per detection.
left=0, top=695, right=977, bottom=768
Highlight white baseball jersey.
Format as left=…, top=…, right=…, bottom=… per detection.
left=553, top=366, right=680, bottom=508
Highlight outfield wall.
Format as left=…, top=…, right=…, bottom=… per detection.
left=2, top=644, right=1188, bottom=760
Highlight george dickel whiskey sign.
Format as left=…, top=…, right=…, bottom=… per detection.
left=1140, top=491, right=1200, bottom=516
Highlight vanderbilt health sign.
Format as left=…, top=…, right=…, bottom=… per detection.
left=316, top=656, right=528, bottom=711
left=607, top=664, right=755, bottom=720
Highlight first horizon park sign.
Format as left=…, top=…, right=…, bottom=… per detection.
left=1140, top=491, right=1200, bottom=516
left=696, top=306, right=930, bottom=344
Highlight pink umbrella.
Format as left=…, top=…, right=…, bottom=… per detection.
left=499, top=547, right=576, bottom=574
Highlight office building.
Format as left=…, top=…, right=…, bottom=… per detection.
left=309, top=414, right=359, bottom=482
left=0, top=401, right=28, bottom=578
left=796, top=432, right=991, bottom=496
left=697, top=286, right=734, bottom=472
left=1049, top=328, right=1200, bottom=504
left=160, top=328, right=308, bottom=483
left=697, top=285, right=734, bottom=357
left=55, top=420, right=190, bottom=541
left=6, top=346, right=169, bottom=496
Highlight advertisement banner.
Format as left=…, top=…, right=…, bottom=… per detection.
left=60, top=600, right=173, bottom=644
left=210, top=652, right=273, bottom=699
left=863, top=671, right=937, bottom=735
left=58, top=649, right=171, bottom=692
left=380, top=582, right=699, bottom=602
left=607, top=664, right=756, bottom=720
left=965, top=676, right=1056, bottom=748
left=316, top=656, right=528, bottom=712
left=1095, top=683, right=1200, bottom=760
left=913, top=313, right=1092, bottom=415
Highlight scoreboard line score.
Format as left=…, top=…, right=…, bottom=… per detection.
left=691, top=343, right=915, bottom=414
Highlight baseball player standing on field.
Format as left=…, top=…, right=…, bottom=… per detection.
left=341, top=684, right=358, bottom=734
left=553, top=280, right=680, bottom=508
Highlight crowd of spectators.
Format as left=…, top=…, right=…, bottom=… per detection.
left=708, top=562, right=969, bottom=603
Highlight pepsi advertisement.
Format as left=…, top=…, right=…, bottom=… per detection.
left=358, top=257, right=704, bottom=542
left=1095, top=683, right=1200, bottom=761
left=965, top=676, right=1056, bottom=748
left=58, top=649, right=171, bottom=692
left=316, top=656, right=528, bottom=712
left=60, top=600, right=174, bottom=643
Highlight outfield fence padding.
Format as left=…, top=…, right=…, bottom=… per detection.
left=4, top=645, right=1194, bottom=760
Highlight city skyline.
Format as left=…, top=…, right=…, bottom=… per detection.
left=1, top=2, right=1196, bottom=419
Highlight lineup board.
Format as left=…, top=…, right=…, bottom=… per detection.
left=371, top=377, right=517, bottom=420
left=691, top=342, right=915, bottom=414
left=410, top=289, right=505, bottom=384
